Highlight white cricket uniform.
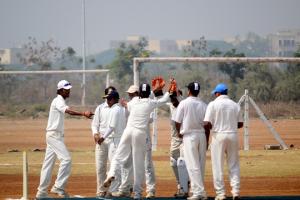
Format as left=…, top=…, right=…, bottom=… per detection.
left=37, top=95, right=71, bottom=194
left=104, top=103, right=127, bottom=192
left=167, top=102, right=182, bottom=184
left=145, top=122, right=156, bottom=194
left=204, top=95, right=243, bottom=198
left=174, top=96, right=207, bottom=197
left=91, top=102, right=115, bottom=194
left=117, top=103, right=156, bottom=195
left=108, top=92, right=170, bottom=199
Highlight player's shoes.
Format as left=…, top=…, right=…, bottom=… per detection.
left=103, top=176, right=115, bottom=188
left=50, top=186, right=69, bottom=198
left=187, top=195, right=207, bottom=200
left=112, top=191, right=131, bottom=198
left=96, top=191, right=106, bottom=198
left=174, top=187, right=188, bottom=198
left=233, top=195, right=240, bottom=200
left=215, top=195, right=226, bottom=200
left=105, top=192, right=113, bottom=198
left=35, top=191, right=49, bottom=199
left=146, top=191, right=155, bottom=198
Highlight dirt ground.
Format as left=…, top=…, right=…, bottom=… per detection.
left=0, top=118, right=300, bottom=199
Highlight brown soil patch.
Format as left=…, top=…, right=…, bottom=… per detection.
left=0, top=118, right=300, bottom=199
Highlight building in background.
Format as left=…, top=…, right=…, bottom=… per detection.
left=268, top=29, right=300, bottom=57
left=110, top=35, right=190, bottom=55
left=0, top=48, right=24, bottom=65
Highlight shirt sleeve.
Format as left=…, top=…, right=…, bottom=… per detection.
left=152, top=92, right=170, bottom=108
left=108, top=107, right=119, bottom=129
left=204, top=102, right=213, bottom=123
left=91, top=106, right=101, bottom=135
left=55, top=98, right=69, bottom=113
left=174, top=101, right=184, bottom=123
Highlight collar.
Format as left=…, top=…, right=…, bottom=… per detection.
left=215, top=95, right=229, bottom=100
left=57, top=95, right=65, bottom=100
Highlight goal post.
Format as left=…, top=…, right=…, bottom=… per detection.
left=133, top=57, right=300, bottom=151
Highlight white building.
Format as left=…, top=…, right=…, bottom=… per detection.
left=268, top=29, right=300, bottom=57
left=0, top=48, right=24, bottom=65
left=110, top=36, right=190, bottom=55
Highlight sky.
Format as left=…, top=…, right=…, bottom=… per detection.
left=1, top=0, right=300, bottom=54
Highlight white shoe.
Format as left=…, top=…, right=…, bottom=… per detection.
left=112, top=191, right=131, bottom=198
left=215, top=195, right=226, bottom=200
left=146, top=191, right=155, bottom=198
left=50, top=186, right=69, bottom=198
left=35, top=191, right=49, bottom=199
left=187, top=195, right=207, bottom=200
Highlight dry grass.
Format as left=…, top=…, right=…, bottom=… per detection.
left=1, top=149, right=300, bottom=179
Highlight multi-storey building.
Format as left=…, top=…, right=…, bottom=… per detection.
left=268, top=29, right=300, bottom=57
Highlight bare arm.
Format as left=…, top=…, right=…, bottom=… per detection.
left=203, top=121, right=211, bottom=150
left=175, top=122, right=183, bottom=138
left=65, top=108, right=93, bottom=119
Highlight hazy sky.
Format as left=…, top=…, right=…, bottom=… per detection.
left=1, top=0, right=300, bottom=54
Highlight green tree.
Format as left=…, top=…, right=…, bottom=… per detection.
left=238, top=64, right=276, bottom=102
left=19, top=37, right=63, bottom=99
left=108, top=37, right=151, bottom=91
left=218, top=49, right=246, bottom=83
left=274, top=48, right=300, bottom=101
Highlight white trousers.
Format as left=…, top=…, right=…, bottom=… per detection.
left=95, top=137, right=121, bottom=194
left=37, top=132, right=71, bottom=193
left=183, top=132, right=207, bottom=197
left=108, top=126, right=147, bottom=199
left=117, top=131, right=155, bottom=194
left=170, top=121, right=183, bottom=185
left=211, top=133, right=240, bottom=197
left=145, top=133, right=156, bottom=193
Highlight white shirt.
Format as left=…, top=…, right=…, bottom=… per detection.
left=46, top=95, right=69, bottom=134
left=126, top=92, right=170, bottom=130
left=174, top=96, right=207, bottom=135
left=106, top=103, right=127, bottom=138
left=91, top=101, right=111, bottom=135
left=204, top=95, right=243, bottom=134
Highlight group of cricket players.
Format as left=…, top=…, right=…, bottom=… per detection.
left=35, top=78, right=243, bottom=200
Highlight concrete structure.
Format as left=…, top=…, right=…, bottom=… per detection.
left=268, top=29, right=300, bottom=57
left=0, top=48, right=24, bottom=65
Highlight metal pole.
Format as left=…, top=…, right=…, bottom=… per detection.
left=0, top=69, right=110, bottom=75
left=133, top=58, right=139, bottom=86
left=106, top=73, right=110, bottom=88
left=249, top=97, right=288, bottom=150
left=21, top=151, right=28, bottom=200
left=81, top=0, right=86, bottom=106
left=244, top=90, right=250, bottom=150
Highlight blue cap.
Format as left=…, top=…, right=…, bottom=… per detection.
left=211, top=83, right=228, bottom=94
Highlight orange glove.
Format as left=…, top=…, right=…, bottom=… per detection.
left=168, top=78, right=177, bottom=94
left=151, top=76, right=165, bottom=91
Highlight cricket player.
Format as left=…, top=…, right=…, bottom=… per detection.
left=112, top=85, right=156, bottom=198
left=204, top=83, right=243, bottom=200
left=167, top=91, right=189, bottom=198
left=97, top=90, right=127, bottom=197
left=104, top=80, right=176, bottom=199
left=36, top=80, right=93, bottom=199
left=174, top=82, right=208, bottom=200
left=91, top=86, right=118, bottom=197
